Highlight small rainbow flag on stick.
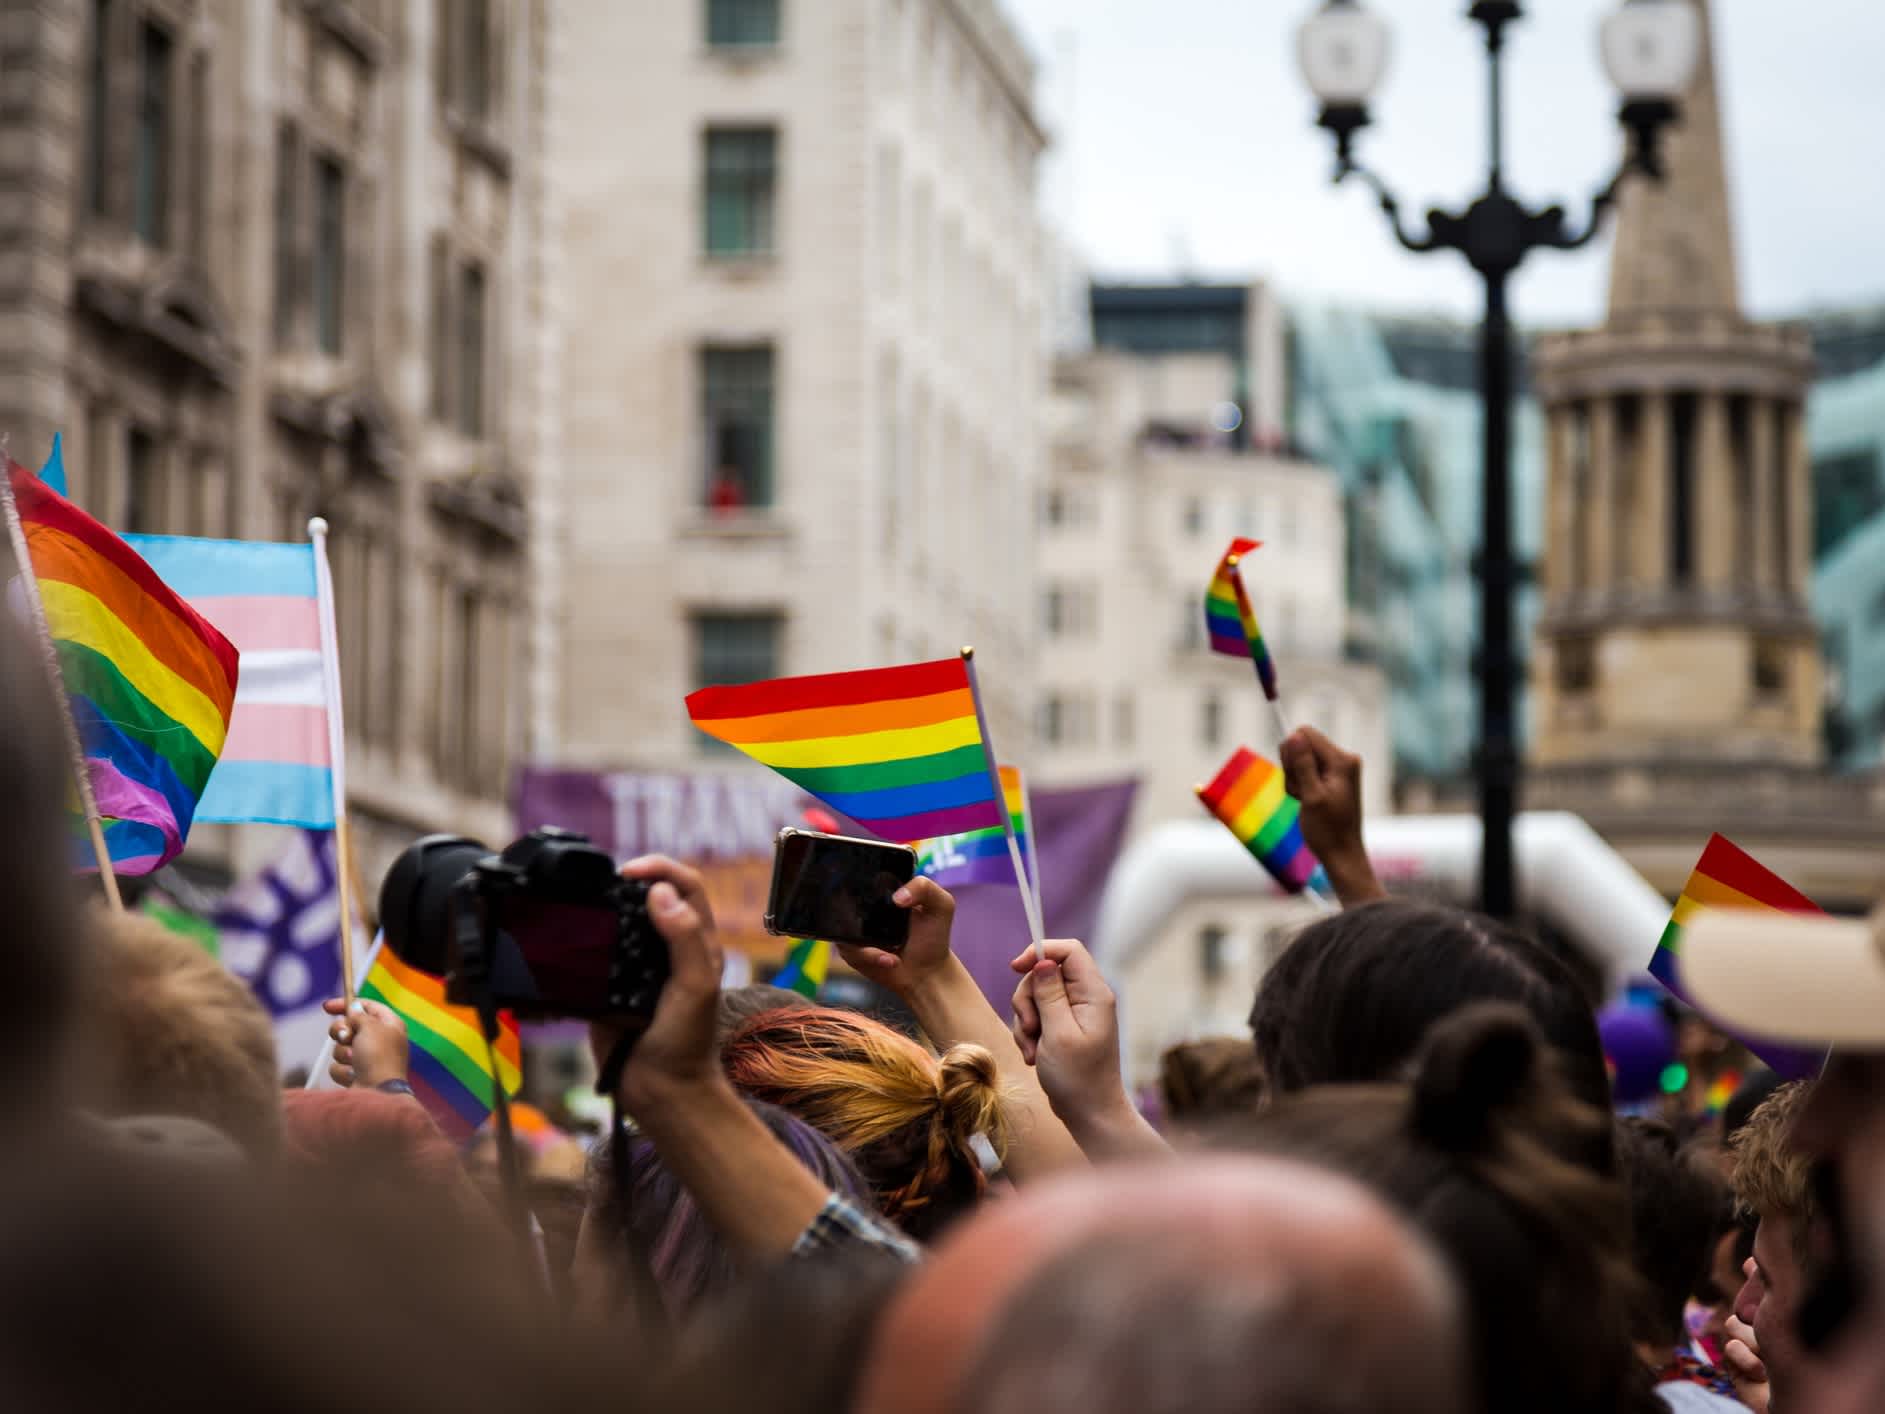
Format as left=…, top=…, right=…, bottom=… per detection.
left=685, top=657, right=1005, bottom=843
left=1650, top=834, right=1827, bottom=1081
left=1197, top=747, right=1323, bottom=894
left=358, top=940, right=523, bottom=1140
left=773, top=938, right=831, bottom=999
left=1205, top=537, right=1278, bottom=701
left=4, top=457, right=239, bottom=875
left=916, top=764, right=1032, bottom=889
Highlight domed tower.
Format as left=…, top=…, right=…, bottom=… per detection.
left=1531, top=0, right=1819, bottom=774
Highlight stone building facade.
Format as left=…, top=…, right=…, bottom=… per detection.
left=0, top=0, right=555, bottom=881
left=549, top=0, right=1047, bottom=771
left=1529, top=0, right=1885, bottom=907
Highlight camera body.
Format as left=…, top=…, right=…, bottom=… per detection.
left=380, top=827, right=669, bottom=1022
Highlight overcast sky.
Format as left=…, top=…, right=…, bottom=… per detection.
left=1005, top=0, right=1885, bottom=325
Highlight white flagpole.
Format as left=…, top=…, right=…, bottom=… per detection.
left=308, top=518, right=357, bottom=1005
left=959, top=648, right=1044, bottom=949
left=1014, top=765, right=1043, bottom=905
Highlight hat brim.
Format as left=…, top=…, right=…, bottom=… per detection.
left=1681, top=909, right=1885, bottom=1049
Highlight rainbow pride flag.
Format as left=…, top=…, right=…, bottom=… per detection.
left=1197, top=746, right=1321, bottom=894
left=773, top=938, right=830, bottom=999
left=9, top=459, right=238, bottom=873
left=358, top=939, right=523, bottom=1140
left=916, top=764, right=1031, bottom=889
left=126, top=535, right=333, bottom=827
left=1651, top=834, right=1827, bottom=1080
left=685, top=657, right=1003, bottom=842
left=1205, top=537, right=1278, bottom=700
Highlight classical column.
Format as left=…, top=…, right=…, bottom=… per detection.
left=1588, top=397, right=1617, bottom=590
left=1543, top=403, right=1575, bottom=602
left=1695, top=391, right=1735, bottom=591
left=1783, top=403, right=1812, bottom=597
left=1632, top=392, right=1671, bottom=592
left=1748, top=395, right=1777, bottom=593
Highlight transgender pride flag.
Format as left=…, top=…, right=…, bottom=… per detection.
left=125, top=535, right=335, bottom=828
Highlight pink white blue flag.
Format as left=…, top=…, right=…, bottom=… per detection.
left=124, top=534, right=334, bottom=827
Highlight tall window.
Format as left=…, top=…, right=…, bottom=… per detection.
left=86, top=0, right=112, bottom=218
left=1198, top=926, right=1229, bottom=984
left=188, top=53, right=209, bottom=248
left=704, top=127, right=777, bottom=257
left=428, top=235, right=452, bottom=419
left=313, top=157, right=346, bottom=355
left=458, top=262, right=486, bottom=437
left=702, top=346, right=775, bottom=509
left=1038, top=694, right=1064, bottom=746
left=439, top=0, right=496, bottom=121
left=272, top=124, right=300, bottom=345
left=707, top=0, right=781, bottom=47
left=1200, top=690, right=1223, bottom=747
left=1669, top=393, right=1698, bottom=587
left=124, top=427, right=157, bottom=534
left=134, top=20, right=173, bottom=246
left=694, top=613, right=782, bottom=751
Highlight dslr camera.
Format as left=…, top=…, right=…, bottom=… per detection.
left=379, top=827, right=669, bottom=1022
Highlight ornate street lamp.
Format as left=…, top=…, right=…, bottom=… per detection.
left=1295, top=0, right=1700, bottom=918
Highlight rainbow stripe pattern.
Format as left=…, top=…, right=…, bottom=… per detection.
left=773, top=938, right=831, bottom=999
left=1651, top=834, right=1827, bottom=1080
left=359, top=941, right=523, bottom=1140
left=126, top=535, right=333, bottom=828
left=686, top=657, right=1003, bottom=842
left=1197, top=746, right=1321, bottom=894
left=916, top=764, right=1030, bottom=888
left=10, top=459, right=239, bottom=873
left=1205, top=536, right=1278, bottom=700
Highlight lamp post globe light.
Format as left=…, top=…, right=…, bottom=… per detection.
left=1294, top=0, right=1700, bottom=919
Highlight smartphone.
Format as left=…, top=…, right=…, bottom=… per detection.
left=765, top=828, right=918, bottom=951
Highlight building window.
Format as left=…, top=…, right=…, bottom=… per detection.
left=1555, top=633, right=1596, bottom=695
left=87, top=0, right=112, bottom=219
left=458, top=262, right=487, bottom=437
left=1039, top=694, right=1064, bottom=746
left=1198, top=925, right=1229, bottom=984
left=1200, top=690, right=1223, bottom=747
left=313, top=156, right=346, bottom=356
left=702, top=346, right=775, bottom=510
left=704, top=127, right=777, bottom=257
left=272, top=124, right=300, bottom=345
left=1753, top=638, right=1787, bottom=696
left=1183, top=497, right=1205, bottom=536
left=134, top=20, right=173, bottom=247
left=694, top=613, right=782, bottom=751
left=1669, top=392, right=1698, bottom=587
left=708, top=0, right=781, bottom=47
left=428, top=236, right=452, bottom=420
left=1042, top=488, right=1065, bottom=528
left=1114, top=693, right=1135, bottom=746
left=439, top=0, right=496, bottom=122
left=1041, top=586, right=1065, bottom=637
left=124, top=427, right=157, bottom=534
left=187, top=53, right=209, bottom=248
left=1179, top=593, right=1205, bottom=652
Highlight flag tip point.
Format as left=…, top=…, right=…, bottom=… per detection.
left=307, top=516, right=329, bottom=536
left=959, top=645, right=974, bottom=660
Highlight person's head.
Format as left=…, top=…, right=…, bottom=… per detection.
left=1721, top=1067, right=1786, bottom=1151
left=1731, top=1079, right=1818, bottom=1399
left=0, top=617, right=90, bottom=1123
left=714, top=982, right=813, bottom=1050
left=858, top=1157, right=1465, bottom=1414
left=585, top=1098, right=870, bottom=1316
left=81, top=907, right=280, bottom=1156
left=1613, top=1116, right=1734, bottom=1351
left=1158, top=1037, right=1266, bottom=1127
left=1249, top=900, right=1612, bottom=1126
left=723, top=1007, right=1007, bottom=1241
left=1227, top=1003, right=1649, bottom=1414
left=280, top=1089, right=466, bottom=1189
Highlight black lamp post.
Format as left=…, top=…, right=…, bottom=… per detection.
left=1296, top=0, right=1701, bottom=918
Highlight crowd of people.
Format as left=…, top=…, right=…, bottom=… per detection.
left=3, top=608, right=1884, bottom=1414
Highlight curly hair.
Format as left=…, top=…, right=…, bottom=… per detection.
left=722, top=1007, right=1009, bottom=1242
left=1730, top=1079, right=1817, bottom=1258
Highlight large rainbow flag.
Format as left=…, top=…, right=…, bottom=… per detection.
left=8, top=459, right=239, bottom=873
left=916, top=764, right=1031, bottom=889
left=1197, top=746, right=1322, bottom=894
left=358, top=939, right=523, bottom=1140
left=685, top=657, right=1004, bottom=842
left=126, top=535, right=334, bottom=828
left=1651, top=834, right=1827, bottom=1080
left=1204, top=537, right=1278, bottom=700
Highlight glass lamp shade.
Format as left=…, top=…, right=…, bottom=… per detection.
left=1600, top=0, right=1702, bottom=101
left=1296, top=1, right=1391, bottom=108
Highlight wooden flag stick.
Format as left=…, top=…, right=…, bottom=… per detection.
left=0, top=461, right=122, bottom=908
left=960, top=647, right=1045, bottom=948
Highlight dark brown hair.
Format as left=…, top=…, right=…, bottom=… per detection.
left=1614, top=1117, right=1735, bottom=1347
left=1158, top=1037, right=1266, bottom=1124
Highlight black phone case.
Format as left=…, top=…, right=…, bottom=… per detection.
left=764, top=827, right=917, bottom=949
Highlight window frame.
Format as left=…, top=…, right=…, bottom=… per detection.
left=706, top=0, right=783, bottom=49
left=700, top=344, right=777, bottom=510
left=703, top=125, right=778, bottom=259
left=133, top=16, right=175, bottom=248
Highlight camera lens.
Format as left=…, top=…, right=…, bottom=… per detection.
left=379, top=835, right=489, bottom=975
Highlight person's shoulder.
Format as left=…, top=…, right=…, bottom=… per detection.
left=1654, top=1382, right=1748, bottom=1413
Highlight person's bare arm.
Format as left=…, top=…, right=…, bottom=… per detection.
left=1281, top=727, right=1387, bottom=908
left=838, top=878, right=1086, bottom=1180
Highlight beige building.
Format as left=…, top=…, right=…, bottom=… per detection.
left=0, top=0, right=554, bottom=880
left=1530, top=0, right=1885, bottom=906
left=549, top=0, right=1047, bottom=769
left=1041, top=282, right=1390, bottom=1072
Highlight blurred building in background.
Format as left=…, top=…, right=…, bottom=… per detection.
left=1038, top=278, right=1389, bottom=1053
left=550, top=0, right=1047, bottom=770
left=0, top=0, right=555, bottom=881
